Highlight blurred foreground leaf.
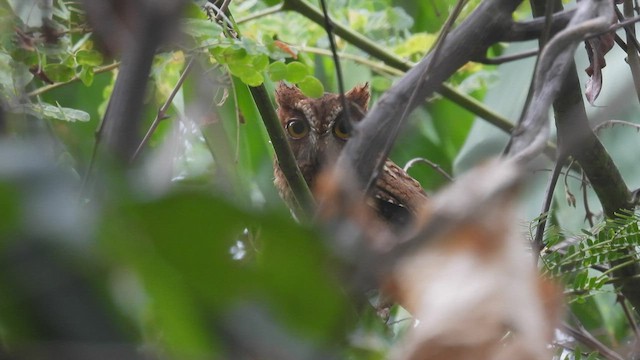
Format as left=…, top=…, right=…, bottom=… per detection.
left=102, top=192, right=350, bottom=356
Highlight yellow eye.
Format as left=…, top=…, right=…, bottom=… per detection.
left=285, top=119, right=309, bottom=139
left=333, top=116, right=350, bottom=140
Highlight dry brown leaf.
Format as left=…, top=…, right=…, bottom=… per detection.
left=584, top=16, right=616, bottom=105
left=386, top=160, right=562, bottom=360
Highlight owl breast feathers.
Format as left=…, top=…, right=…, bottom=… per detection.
left=273, top=82, right=427, bottom=228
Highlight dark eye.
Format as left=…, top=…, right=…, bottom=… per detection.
left=333, top=114, right=350, bottom=140
left=285, top=118, right=309, bottom=139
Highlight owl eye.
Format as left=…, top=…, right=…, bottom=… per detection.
left=285, top=118, right=309, bottom=139
left=333, top=114, right=350, bottom=140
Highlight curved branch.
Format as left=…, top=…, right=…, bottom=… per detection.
left=281, top=0, right=515, bottom=139
left=506, top=0, right=614, bottom=163
left=334, top=0, right=521, bottom=193
left=503, top=9, right=576, bottom=42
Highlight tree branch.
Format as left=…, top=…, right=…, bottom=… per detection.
left=335, top=0, right=522, bottom=193
left=506, top=0, right=614, bottom=163
left=523, top=0, right=640, bottom=312
left=205, top=1, right=315, bottom=219
left=503, top=8, right=576, bottom=41
left=85, top=0, right=189, bottom=161
left=249, top=85, right=315, bottom=218
left=281, top=0, right=515, bottom=139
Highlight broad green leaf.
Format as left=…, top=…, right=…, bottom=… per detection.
left=240, top=69, right=264, bottom=87
left=394, top=33, right=435, bottom=60
left=285, top=62, right=308, bottom=83
left=268, top=61, right=287, bottom=81
left=371, top=76, right=392, bottom=92
left=252, top=54, right=269, bottom=71
left=0, top=52, right=13, bottom=88
left=222, top=46, right=249, bottom=63
left=79, top=65, right=94, bottom=86
left=104, top=192, right=349, bottom=344
left=182, top=18, right=222, bottom=39
left=386, top=6, right=414, bottom=31
left=43, top=64, right=75, bottom=83
left=76, top=49, right=103, bottom=66
left=297, top=75, right=324, bottom=98
left=13, top=102, right=90, bottom=122
left=10, top=48, right=39, bottom=67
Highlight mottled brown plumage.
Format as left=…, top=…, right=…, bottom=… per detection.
left=273, top=82, right=427, bottom=227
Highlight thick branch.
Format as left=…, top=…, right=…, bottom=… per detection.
left=504, top=9, right=576, bottom=41
left=526, top=0, right=640, bottom=312
left=86, top=0, right=188, bottom=161
left=507, top=0, right=614, bottom=163
left=335, top=0, right=521, bottom=192
left=281, top=0, right=515, bottom=138
left=249, top=85, right=315, bottom=218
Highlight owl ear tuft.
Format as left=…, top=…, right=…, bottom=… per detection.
left=275, top=82, right=305, bottom=107
left=345, top=83, right=370, bottom=111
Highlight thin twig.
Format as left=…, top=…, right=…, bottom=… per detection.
left=563, top=158, right=576, bottom=208
left=473, top=48, right=539, bottom=64
left=619, top=3, right=640, bottom=103
left=593, top=119, right=640, bottom=133
left=561, top=322, right=625, bottom=360
left=615, top=34, right=629, bottom=52
left=616, top=6, right=640, bottom=53
left=582, top=171, right=595, bottom=227
left=364, top=0, right=468, bottom=195
left=131, top=57, right=195, bottom=162
left=533, top=159, right=564, bottom=252
left=27, top=62, right=120, bottom=97
left=318, top=0, right=352, bottom=134
left=297, top=45, right=404, bottom=76
left=236, top=4, right=284, bottom=24
left=617, top=293, right=640, bottom=339
left=403, top=158, right=454, bottom=182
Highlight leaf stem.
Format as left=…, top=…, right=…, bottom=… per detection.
left=130, top=57, right=195, bottom=162
left=27, top=62, right=120, bottom=98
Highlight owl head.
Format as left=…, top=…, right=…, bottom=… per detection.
left=275, top=82, right=370, bottom=187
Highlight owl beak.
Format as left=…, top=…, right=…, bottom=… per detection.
left=307, top=132, right=320, bottom=164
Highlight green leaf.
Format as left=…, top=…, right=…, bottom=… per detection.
left=10, top=48, right=39, bottom=67
left=240, top=69, right=264, bottom=87
left=12, top=102, right=90, bottom=122
left=297, top=76, right=324, bottom=98
left=222, top=46, right=249, bottom=63
left=0, top=53, right=13, bottom=88
left=268, top=61, right=287, bottom=81
left=103, top=192, right=350, bottom=345
left=43, top=64, right=75, bottom=83
left=76, top=49, right=103, bottom=66
left=394, top=33, right=435, bottom=60
left=0, top=182, right=19, bottom=238
left=371, top=76, right=392, bottom=92
left=251, top=54, right=269, bottom=71
left=386, top=7, right=414, bottom=31
left=79, top=65, right=94, bottom=86
left=285, top=62, right=308, bottom=83
left=182, top=18, right=222, bottom=39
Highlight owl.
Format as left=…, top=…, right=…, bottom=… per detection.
left=273, top=82, right=428, bottom=228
